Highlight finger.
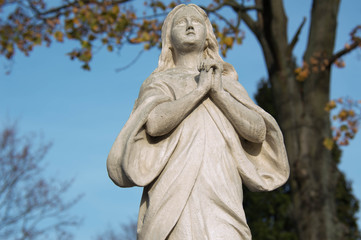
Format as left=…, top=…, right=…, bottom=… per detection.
left=217, top=63, right=224, bottom=72
left=208, top=67, right=214, bottom=76
left=206, top=64, right=213, bottom=72
left=197, top=62, right=202, bottom=72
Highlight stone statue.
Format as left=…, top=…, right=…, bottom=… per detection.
left=107, top=4, right=289, bottom=240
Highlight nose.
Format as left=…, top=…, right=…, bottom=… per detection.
left=186, top=19, right=194, bottom=31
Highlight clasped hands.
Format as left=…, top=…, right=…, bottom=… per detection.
left=197, top=59, right=224, bottom=98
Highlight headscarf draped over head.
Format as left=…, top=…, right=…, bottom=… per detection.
left=154, top=4, right=237, bottom=81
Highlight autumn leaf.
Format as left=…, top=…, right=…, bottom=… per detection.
left=79, top=50, right=92, bottom=62
left=144, top=43, right=151, bottom=50
left=323, top=138, right=334, bottom=150
left=224, top=37, right=234, bottom=48
left=325, top=100, right=337, bottom=112
left=54, top=31, right=64, bottom=42
left=82, top=63, right=90, bottom=70
left=328, top=97, right=361, bottom=146
left=112, top=5, right=119, bottom=14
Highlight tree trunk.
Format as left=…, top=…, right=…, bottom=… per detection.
left=254, top=0, right=345, bottom=239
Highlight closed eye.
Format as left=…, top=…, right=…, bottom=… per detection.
left=191, top=17, right=202, bottom=24
left=175, top=19, right=186, bottom=26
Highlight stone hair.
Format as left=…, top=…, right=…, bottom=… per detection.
left=154, top=4, right=238, bottom=81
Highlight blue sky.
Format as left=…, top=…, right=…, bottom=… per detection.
left=1, top=1, right=360, bottom=239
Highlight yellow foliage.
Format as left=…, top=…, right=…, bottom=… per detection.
left=338, top=110, right=348, bottom=121
left=324, top=100, right=336, bottom=112
left=294, top=67, right=302, bottom=74
left=296, top=68, right=309, bottom=82
left=141, top=32, right=150, bottom=41
left=54, top=31, right=64, bottom=42
left=144, top=43, right=151, bottom=50
left=73, top=18, right=80, bottom=26
left=112, top=5, right=119, bottom=14
left=323, top=138, right=334, bottom=150
left=224, top=37, right=234, bottom=48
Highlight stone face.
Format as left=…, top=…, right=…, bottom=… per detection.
left=107, top=4, right=289, bottom=240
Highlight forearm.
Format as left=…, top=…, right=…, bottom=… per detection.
left=146, top=88, right=207, bottom=137
left=211, top=90, right=266, bottom=143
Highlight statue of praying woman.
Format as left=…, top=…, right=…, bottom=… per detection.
left=107, top=4, right=289, bottom=240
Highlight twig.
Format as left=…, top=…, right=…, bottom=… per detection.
left=201, top=1, right=260, bottom=35
left=115, top=50, right=144, bottom=72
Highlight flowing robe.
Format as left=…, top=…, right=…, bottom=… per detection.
left=107, top=68, right=289, bottom=240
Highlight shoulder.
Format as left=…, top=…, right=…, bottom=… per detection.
left=141, top=69, right=174, bottom=88
left=136, top=70, right=176, bottom=105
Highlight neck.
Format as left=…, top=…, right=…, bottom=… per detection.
left=173, top=50, right=202, bottom=71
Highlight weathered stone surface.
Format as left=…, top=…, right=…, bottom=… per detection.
left=107, top=4, right=289, bottom=240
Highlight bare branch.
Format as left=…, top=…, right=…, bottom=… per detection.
left=0, top=124, right=82, bottom=239
left=201, top=0, right=260, bottom=35
left=115, top=49, right=144, bottom=72
left=227, top=0, right=261, bottom=36
left=212, top=11, right=238, bottom=33
left=328, top=40, right=360, bottom=66
left=200, top=2, right=226, bottom=13
left=288, top=17, right=307, bottom=54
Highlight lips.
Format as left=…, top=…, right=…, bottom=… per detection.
left=186, top=30, right=195, bottom=35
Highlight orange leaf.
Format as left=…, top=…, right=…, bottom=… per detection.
left=54, top=31, right=64, bottom=42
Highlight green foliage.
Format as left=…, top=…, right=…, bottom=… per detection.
left=243, top=79, right=297, bottom=240
left=332, top=147, right=361, bottom=240
left=336, top=171, right=361, bottom=240
left=243, top=185, right=298, bottom=240
left=254, top=79, right=277, bottom=118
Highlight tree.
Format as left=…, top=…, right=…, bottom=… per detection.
left=211, top=1, right=359, bottom=239
left=95, top=219, right=137, bottom=240
left=242, top=79, right=360, bottom=240
left=0, top=124, right=82, bottom=239
left=1, top=0, right=360, bottom=239
left=0, top=0, right=175, bottom=71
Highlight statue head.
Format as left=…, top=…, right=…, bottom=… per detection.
left=169, top=5, right=207, bottom=59
left=154, top=4, right=237, bottom=80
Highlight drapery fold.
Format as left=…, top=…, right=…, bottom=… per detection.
left=107, top=71, right=289, bottom=239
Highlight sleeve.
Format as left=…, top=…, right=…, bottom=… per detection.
left=223, top=79, right=290, bottom=192
left=107, top=75, right=180, bottom=187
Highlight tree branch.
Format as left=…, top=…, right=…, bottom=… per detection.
left=328, top=40, right=360, bottom=66
left=212, top=11, right=238, bottom=33
left=227, top=1, right=260, bottom=37
left=201, top=0, right=260, bottom=35
left=288, top=17, right=306, bottom=54
left=115, top=49, right=144, bottom=72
